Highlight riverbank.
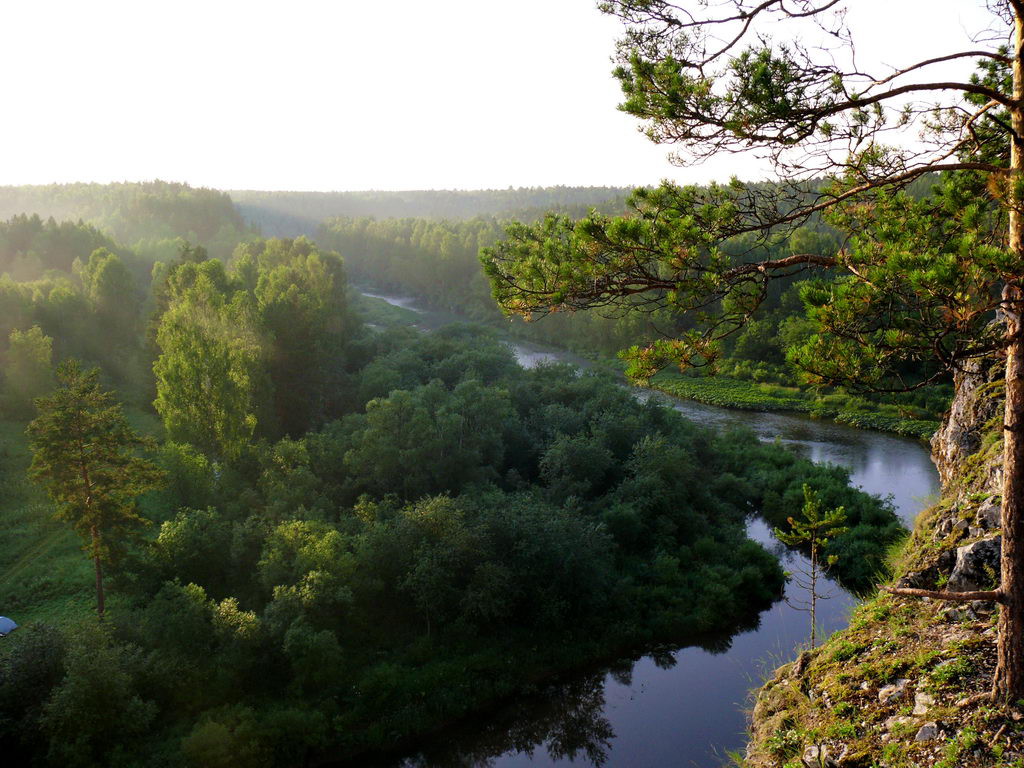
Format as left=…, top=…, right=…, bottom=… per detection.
left=650, top=371, right=942, bottom=442
left=354, top=291, right=944, bottom=442
left=745, top=362, right=1013, bottom=768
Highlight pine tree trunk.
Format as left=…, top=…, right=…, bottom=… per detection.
left=810, top=541, right=818, bottom=649
left=92, top=526, right=105, bottom=619
left=997, top=329, right=1024, bottom=703
left=994, top=7, right=1024, bottom=705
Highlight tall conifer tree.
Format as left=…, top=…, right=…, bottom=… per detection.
left=27, top=361, right=164, bottom=617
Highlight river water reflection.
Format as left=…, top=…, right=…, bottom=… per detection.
left=356, top=292, right=941, bottom=768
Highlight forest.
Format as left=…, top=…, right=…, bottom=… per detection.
left=231, top=187, right=634, bottom=238
left=8, top=1, right=1024, bottom=766
left=0, top=179, right=905, bottom=765
left=317, top=202, right=949, bottom=439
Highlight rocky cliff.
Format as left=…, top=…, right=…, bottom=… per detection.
left=745, top=360, right=1022, bottom=768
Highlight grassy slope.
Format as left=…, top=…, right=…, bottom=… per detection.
left=0, top=420, right=92, bottom=630
left=353, top=292, right=423, bottom=327
left=745, top=411, right=1022, bottom=767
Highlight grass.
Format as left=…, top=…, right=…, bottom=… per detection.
left=0, top=407, right=164, bottom=638
left=650, top=371, right=942, bottom=441
left=353, top=292, right=422, bottom=328
left=0, top=419, right=93, bottom=632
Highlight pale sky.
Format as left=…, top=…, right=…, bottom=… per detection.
left=0, top=0, right=1003, bottom=192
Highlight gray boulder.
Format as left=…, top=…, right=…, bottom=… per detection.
left=913, top=692, right=936, bottom=716
left=977, top=500, right=1001, bottom=530
left=894, top=549, right=956, bottom=590
left=947, top=536, right=1001, bottom=592
left=802, top=744, right=839, bottom=767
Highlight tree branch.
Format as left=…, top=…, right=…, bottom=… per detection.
left=870, top=51, right=1013, bottom=87
left=721, top=252, right=836, bottom=280
left=725, top=162, right=1003, bottom=238
left=884, top=585, right=1003, bottom=603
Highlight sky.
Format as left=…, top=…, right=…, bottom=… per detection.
left=0, top=0, right=1004, bottom=192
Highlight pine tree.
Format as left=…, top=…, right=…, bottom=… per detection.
left=774, top=485, right=848, bottom=649
left=26, top=361, right=164, bottom=618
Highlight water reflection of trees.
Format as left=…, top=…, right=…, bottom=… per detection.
left=391, top=671, right=614, bottom=768
left=384, top=629, right=758, bottom=768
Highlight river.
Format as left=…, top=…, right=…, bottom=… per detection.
left=356, top=291, right=941, bottom=768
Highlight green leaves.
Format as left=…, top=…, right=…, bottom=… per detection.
left=152, top=237, right=354, bottom=459
left=26, top=360, right=164, bottom=565
left=481, top=180, right=840, bottom=381
left=154, top=271, right=268, bottom=461
left=2, top=325, right=54, bottom=418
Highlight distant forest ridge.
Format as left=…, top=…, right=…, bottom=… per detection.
left=229, top=186, right=637, bottom=236
left=0, top=181, right=637, bottom=244
left=0, top=182, right=248, bottom=250
left=0, top=177, right=944, bottom=251
left=229, top=175, right=944, bottom=237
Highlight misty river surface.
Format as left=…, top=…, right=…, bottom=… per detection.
left=357, top=292, right=941, bottom=768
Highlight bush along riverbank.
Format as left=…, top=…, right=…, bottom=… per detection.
left=355, top=291, right=947, bottom=443
left=649, top=371, right=944, bottom=442
left=744, top=361, right=1018, bottom=768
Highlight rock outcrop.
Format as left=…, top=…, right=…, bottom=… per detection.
left=930, top=357, right=1002, bottom=489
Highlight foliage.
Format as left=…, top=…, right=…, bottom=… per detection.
left=325, top=211, right=948, bottom=429
left=240, top=237, right=353, bottom=435
left=152, top=237, right=356, bottom=456
left=4, top=321, right=906, bottom=765
left=0, top=181, right=252, bottom=259
left=479, top=2, right=1015, bottom=392
left=26, top=361, right=165, bottom=614
left=2, top=325, right=54, bottom=417
left=39, top=623, right=156, bottom=768
left=0, top=213, right=127, bottom=281
left=153, top=262, right=268, bottom=459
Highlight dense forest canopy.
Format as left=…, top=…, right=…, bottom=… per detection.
left=0, top=178, right=907, bottom=765
left=0, top=182, right=252, bottom=260
left=1, top=320, right=901, bottom=765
